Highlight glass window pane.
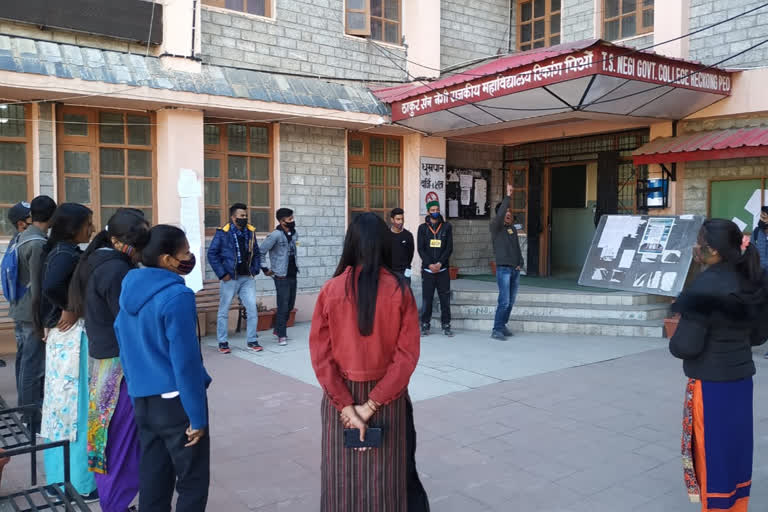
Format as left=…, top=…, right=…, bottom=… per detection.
left=643, top=8, right=654, bottom=28
left=126, top=115, right=150, bottom=146
left=228, top=181, right=247, bottom=205
left=250, top=183, right=269, bottom=207
left=521, top=43, right=531, bottom=51
left=0, top=174, right=26, bottom=203
left=605, top=19, right=619, bottom=40
left=534, top=0, right=545, bottom=17
left=227, top=125, right=247, bottom=152
left=551, top=0, right=561, bottom=11
left=205, top=181, right=220, bottom=206
left=250, top=157, right=269, bottom=181
left=550, top=34, right=560, bottom=45
left=204, top=125, right=220, bottom=146
left=349, top=167, right=365, bottom=185
left=643, top=0, right=653, bottom=7
left=246, top=0, right=265, bottom=15
left=228, top=156, right=247, bottom=180
left=204, top=158, right=220, bottom=178
left=385, top=22, right=399, bottom=44
left=225, top=0, right=244, bottom=10
left=100, top=178, right=125, bottom=205
left=100, top=148, right=124, bottom=175
left=0, top=208, right=13, bottom=236
left=128, top=179, right=152, bottom=206
left=387, top=167, right=400, bottom=187
left=63, top=151, right=90, bottom=174
left=512, top=190, right=526, bottom=209
left=605, top=0, right=620, bottom=18
left=347, top=12, right=367, bottom=31
left=370, top=137, right=385, bottom=162
left=65, top=177, right=90, bottom=204
left=101, top=207, right=119, bottom=226
left=534, top=19, right=545, bottom=39
left=521, top=1, right=532, bottom=21
left=384, top=0, right=399, bottom=21
left=371, top=0, right=382, bottom=17
left=513, top=212, right=526, bottom=229
left=250, top=209, right=269, bottom=233
left=521, top=24, right=532, bottom=43
left=249, top=126, right=269, bottom=154
left=512, top=170, right=526, bottom=188
left=621, top=14, right=637, bottom=37
left=0, top=104, right=25, bottom=138
left=386, top=138, right=401, bottom=163
left=63, top=113, right=88, bottom=137
left=386, top=189, right=399, bottom=208
left=370, top=166, right=385, bottom=186
left=0, top=142, right=26, bottom=171
left=99, top=112, right=124, bottom=144
left=550, top=14, right=561, bottom=34
left=534, top=40, right=545, bottom=48
left=205, top=208, right=221, bottom=229
left=370, top=188, right=384, bottom=209
left=347, top=0, right=365, bottom=9
left=623, top=0, right=637, bottom=14
left=371, top=19, right=383, bottom=41
left=349, top=139, right=364, bottom=157
left=127, top=150, right=151, bottom=176
left=349, top=187, right=365, bottom=209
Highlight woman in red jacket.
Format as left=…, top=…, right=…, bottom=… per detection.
left=309, top=212, right=429, bottom=512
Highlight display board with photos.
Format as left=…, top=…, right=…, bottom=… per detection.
left=445, top=168, right=491, bottom=220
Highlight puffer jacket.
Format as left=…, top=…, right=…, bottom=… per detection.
left=207, top=222, right=261, bottom=279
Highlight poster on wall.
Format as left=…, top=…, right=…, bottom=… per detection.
left=420, top=157, right=446, bottom=216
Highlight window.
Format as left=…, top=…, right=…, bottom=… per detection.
left=57, top=107, right=154, bottom=228
left=508, top=167, right=528, bottom=232
left=202, top=0, right=269, bottom=17
left=518, top=0, right=561, bottom=51
left=348, top=134, right=403, bottom=222
left=204, top=122, right=273, bottom=233
left=345, top=0, right=401, bottom=45
left=603, top=0, right=653, bottom=41
left=0, top=104, right=32, bottom=236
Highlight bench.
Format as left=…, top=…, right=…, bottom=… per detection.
left=195, top=280, right=246, bottom=338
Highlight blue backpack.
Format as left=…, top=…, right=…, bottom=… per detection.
left=1, top=235, right=45, bottom=304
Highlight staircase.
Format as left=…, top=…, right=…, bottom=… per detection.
left=432, top=281, right=670, bottom=338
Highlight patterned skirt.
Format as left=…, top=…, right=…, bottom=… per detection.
left=87, top=357, right=124, bottom=474
left=682, top=378, right=753, bottom=512
left=320, top=381, right=429, bottom=512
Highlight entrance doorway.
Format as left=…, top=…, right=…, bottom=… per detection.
left=549, top=164, right=594, bottom=277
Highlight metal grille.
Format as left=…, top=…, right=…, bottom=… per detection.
left=504, top=130, right=649, bottom=162
left=618, top=163, right=648, bottom=214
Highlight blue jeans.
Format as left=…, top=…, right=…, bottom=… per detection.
left=494, top=266, right=520, bottom=332
left=217, top=277, right=259, bottom=344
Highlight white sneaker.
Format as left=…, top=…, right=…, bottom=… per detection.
left=278, top=337, right=288, bottom=346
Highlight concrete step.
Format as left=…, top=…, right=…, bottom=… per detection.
left=451, top=289, right=670, bottom=307
left=446, top=316, right=664, bottom=338
left=439, top=301, right=669, bottom=321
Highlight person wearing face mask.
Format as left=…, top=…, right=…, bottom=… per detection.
left=207, top=202, right=262, bottom=354
left=417, top=194, right=454, bottom=337
left=389, top=208, right=415, bottom=286
left=751, top=206, right=768, bottom=272
left=260, top=208, right=299, bottom=346
left=490, top=183, right=524, bottom=341
left=115, top=225, right=212, bottom=512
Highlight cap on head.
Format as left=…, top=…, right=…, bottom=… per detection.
left=276, top=207, right=294, bottom=221
left=8, top=201, right=31, bottom=225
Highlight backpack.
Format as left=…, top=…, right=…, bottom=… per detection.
left=1, top=235, right=45, bottom=303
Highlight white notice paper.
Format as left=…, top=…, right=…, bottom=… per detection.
left=732, top=217, right=748, bottom=232
left=459, top=174, right=474, bottom=189
left=178, top=170, right=204, bottom=293
left=618, top=250, right=635, bottom=269
left=178, top=168, right=202, bottom=198
left=448, top=200, right=459, bottom=218
left=474, top=178, right=487, bottom=215
left=460, top=188, right=471, bottom=205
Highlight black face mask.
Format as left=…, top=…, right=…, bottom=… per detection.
left=284, top=221, right=296, bottom=230
left=235, top=218, right=248, bottom=229
left=759, top=220, right=768, bottom=230
left=175, top=254, right=196, bottom=275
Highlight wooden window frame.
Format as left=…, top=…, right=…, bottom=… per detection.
left=0, top=103, right=34, bottom=238
left=201, top=0, right=271, bottom=18
left=602, top=0, right=653, bottom=42
left=348, top=133, right=404, bottom=221
left=517, top=0, right=561, bottom=51
left=203, top=120, right=274, bottom=235
left=507, top=166, right=529, bottom=234
left=345, top=0, right=402, bottom=45
left=56, top=106, right=156, bottom=230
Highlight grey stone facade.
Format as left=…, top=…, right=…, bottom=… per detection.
left=440, top=0, right=510, bottom=70
left=689, top=0, right=768, bottom=68
left=38, top=103, right=54, bottom=198
left=561, top=0, right=594, bottom=43
left=200, top=2, right=407, bottom=82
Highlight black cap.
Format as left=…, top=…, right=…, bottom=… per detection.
left=7, top=201, right=31, bottom=225
left=762, top=206, right=768, bottom=215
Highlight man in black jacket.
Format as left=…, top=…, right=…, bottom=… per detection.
left=490, top=183, right=524, bottom=340
left=417, top=196, right=454, bottom=337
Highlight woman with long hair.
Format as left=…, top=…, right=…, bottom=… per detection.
left=309, top=212, right=430, bottom=511
left=671, top=219, right=768, bottom=512
left=114, top=225, right=212, bottom=511
left=38, top=203, right=96, bottom=501
left=68, top=208, right=150, bottom=512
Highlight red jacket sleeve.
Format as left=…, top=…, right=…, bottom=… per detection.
left=309, top=287, right=355, bottom=412
left=368, top=289, right=420, bottom=405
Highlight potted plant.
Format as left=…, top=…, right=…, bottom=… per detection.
left=449, top=266, right=459, bottom=280
left=256, top=301, right=276, bottom=331
left=490, top=261, right=497, bottom=276
left=270, top=308, right=298, bottom=327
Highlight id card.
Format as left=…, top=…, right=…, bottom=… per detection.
left=430, top=239, right=442, bottom=248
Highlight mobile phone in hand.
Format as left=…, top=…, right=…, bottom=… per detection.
left=343, top=427, right=383, bottom=449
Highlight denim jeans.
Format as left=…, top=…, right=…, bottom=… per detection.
left=217, top=277, right=259, bottom=344
left=273, top=277, right=297, bottom=338
left=17, top=321, right=45, bottom=431
left=493, top=266, right=520, bottom=332
left=14, top=321, right=24, bottom=395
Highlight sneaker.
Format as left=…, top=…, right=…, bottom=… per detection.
left=80, top=490, right=99, bottom=503
left=442, top=326, right=455, bottom=337
left=218, top=343, right=231, bottom=354
left=501, top=326, right=514, bottom=337
left=277, top=337, right=288, bottom=346
left=491, top=330, right=507, bottom=341
left=247, top=341, right=264, bottom=352
left=420, top=324, right=431, bottom=336
left=764, top=352, right=768, bottom=359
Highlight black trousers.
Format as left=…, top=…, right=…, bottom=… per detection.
left=133, top=395, right=210, bottom=512
left=274, top=276, right=297, bottom=338
left=405, top=396, right=430, bottom=511
left=420, top=270, right=451, bottom=327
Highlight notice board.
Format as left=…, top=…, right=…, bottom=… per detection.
left=578, top=214, right=705, bottom=297
left=446, top=168, right=491, bottom=219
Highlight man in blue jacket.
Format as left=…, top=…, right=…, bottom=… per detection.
left=206, top=203, right=262, bottom=353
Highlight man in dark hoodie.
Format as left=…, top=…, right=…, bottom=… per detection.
left=417, top=194, right=454, bottom=337
left=490, top=183, right=524, bottom=340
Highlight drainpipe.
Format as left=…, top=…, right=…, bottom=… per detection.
left=190, top=0, right=197, bottom=59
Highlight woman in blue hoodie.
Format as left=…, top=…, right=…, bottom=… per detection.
left=115, top=225, right=212, bottom=512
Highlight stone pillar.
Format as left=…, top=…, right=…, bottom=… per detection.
left=160, top=0, right=202, bottom=72
left=653, top=0, right=690, bottom=59
left=403, top=0, right=440, bottom=79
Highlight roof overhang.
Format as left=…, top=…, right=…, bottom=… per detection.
left=633, top=127, right=768, bottom=165
left=375, top=40, right=733, bottom=137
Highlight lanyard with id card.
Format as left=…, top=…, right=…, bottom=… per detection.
left=429, top=223, right=443, bottom=248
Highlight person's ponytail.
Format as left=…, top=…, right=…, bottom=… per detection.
left=738, top=242, right=763, bottom=285
left=67, top=230, right=111, bottom=319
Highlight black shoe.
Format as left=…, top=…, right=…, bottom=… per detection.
left=491, top=330, right=507, bottom=340
left=421, top=324, right=431, bottom=336
left=80, top=489, right=99, bottom=503
left=247, top=341, right=264, bottom=352
left=442, top=326, right=455, bottom=337
left=501, top=326, right=514, bottom=337
left=218, top=343, right=231, bottom=354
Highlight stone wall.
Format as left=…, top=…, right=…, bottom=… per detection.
left=689, top=0, right=768, bottom=68
left=440, top=0, right=510, bottom=70
left=561, top=0, right=594, bottom=43
left=200, top=1, right=407, bottom=81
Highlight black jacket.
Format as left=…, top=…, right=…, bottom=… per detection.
left=490, top=196, right=523, bottom=268
left=417, top=216, right=453, bottom=271
left=391, top=229, right=415, bottom=273
left=40, top=242, right=82, bottom=328
left=669, top=263, right=768, bottom=381
left=81, top=249, right=135, bottom=359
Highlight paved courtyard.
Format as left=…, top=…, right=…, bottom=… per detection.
left=2, top=325, right=768, bottom=511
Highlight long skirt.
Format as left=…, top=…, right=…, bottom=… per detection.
left=682, top=378, right=753, bottom=512
left=87, top=358, right=141, bottom=512
left=321, top=381, right=429, bottom=512
left=41, top=327, right=96, bottom=495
